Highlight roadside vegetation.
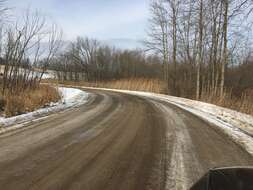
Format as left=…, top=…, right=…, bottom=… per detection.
left=0, top=1, right=62, bottom=117
left=2, top=84, right=60, bottom=117
left=47, top=78, right=166, bottom=94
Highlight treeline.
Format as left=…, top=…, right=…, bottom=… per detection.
left=146, top=0, right=253, bottom=98
left=47, top=37, right=162, bottom=82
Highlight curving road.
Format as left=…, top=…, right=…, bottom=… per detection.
left=0, top=89, right=252, bottom=190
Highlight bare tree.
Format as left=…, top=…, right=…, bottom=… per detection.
left=166, top=0, right=181, bottom=95
left=2, top=9, right=61, bottom=94
left=145, top=0, right=169, bottom=84
left=39, top=23, right=62, bottom=82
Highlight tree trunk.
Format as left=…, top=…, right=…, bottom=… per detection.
left=172, top=5, right=177, bottom=96
left=196, top=0, right=203, bottom=100
left=220, top=0, right=228, bottom=97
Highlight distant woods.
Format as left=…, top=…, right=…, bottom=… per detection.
left=49, top=37, right=162, bottom=82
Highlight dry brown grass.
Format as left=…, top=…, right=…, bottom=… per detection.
left=201, top=89, right=253, bottom=116
left=4, top=84, right=60, bottom=117
left=46, top=78, right=167, bottom=94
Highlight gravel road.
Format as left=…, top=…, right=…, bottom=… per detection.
left=0, top=89, right=252, bottom=190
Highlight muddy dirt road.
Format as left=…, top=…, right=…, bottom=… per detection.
left=0, top=89, right=252, bottom=190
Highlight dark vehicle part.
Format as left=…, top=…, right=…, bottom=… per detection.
left=190, top=167, right=253, bottom=190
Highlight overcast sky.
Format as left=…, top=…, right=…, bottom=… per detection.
left=6, top=0, right=150, bottom=43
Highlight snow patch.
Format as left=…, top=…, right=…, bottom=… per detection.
left=58, top=87, right=89, bottom=106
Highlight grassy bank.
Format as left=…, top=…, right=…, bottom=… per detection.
left=201, top=90, right=253, bottom=116
left=1, top=84, right=61, bottom=117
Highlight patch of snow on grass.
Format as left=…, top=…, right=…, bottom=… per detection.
left=0, top=87, right=89, bottom=132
